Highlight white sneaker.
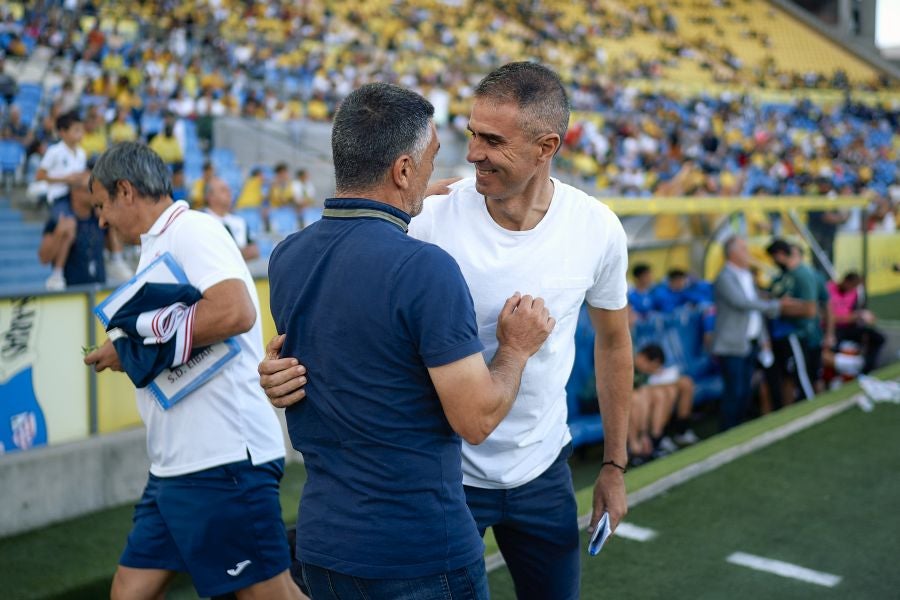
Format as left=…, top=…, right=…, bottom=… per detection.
left=45, top=271, right=66, bottom=291
left=674, top=429, right=700, bottom=446
left=107, top=259, right=133, bottom=283
left=657, top=436, right=678, bottom=454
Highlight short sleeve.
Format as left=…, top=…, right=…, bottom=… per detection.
left=38, top=146, right=55, bottom=172
left=393, top=243, right=484, bottom=368
left=795, top=269, right=817, bottom=302
left=171, top=213, right=247, bottom=293
left=586, top=207, right=628, bottom=310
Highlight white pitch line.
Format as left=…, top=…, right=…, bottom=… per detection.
left=726, top=552, right=842, bottom=588
left=486, top=395, right=857, bottom=574
left=612, top=522, right=657, bottom=542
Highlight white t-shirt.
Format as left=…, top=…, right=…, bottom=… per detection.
left=136, top=201, right=285, bottom=477
left=205, top=209, right=252, bottom=249
left=291, top=179, right=316, bottom=205
left=647, top=365, right=680, bottom=386
left=727, top=262, right=762, bottom=340
left=409, top=177, right=628, bottom=488
left=39, top=141, right=86, bottom=203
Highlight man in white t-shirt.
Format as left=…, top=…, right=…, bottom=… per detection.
left=260, top=63, right=632, bottom=599
left=36, top=111, right=88, bottom=289
left=36, top=110, right=87, bottom=210
left=83, top=143, right=302, bottom=600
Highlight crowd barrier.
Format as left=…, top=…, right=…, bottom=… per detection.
left=1, top=214, right=895, bottom=456
left=0, top=279, right=280, bottom=454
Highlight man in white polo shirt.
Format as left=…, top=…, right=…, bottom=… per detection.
left=261, top=63, right=632, bottom=600
left=84, top=142, right=302, bottom=600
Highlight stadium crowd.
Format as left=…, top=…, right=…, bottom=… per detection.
left=0, top=0, right=896, bottom=461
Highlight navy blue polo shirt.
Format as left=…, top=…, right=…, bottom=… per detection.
left=268, top=197, right=485, bottom=578
left=43, top=211, right=106, bottom=286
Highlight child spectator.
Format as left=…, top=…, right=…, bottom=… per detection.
left=35, top=111, right=86, bottom=217
left=38, top=172, right=105, bottom=290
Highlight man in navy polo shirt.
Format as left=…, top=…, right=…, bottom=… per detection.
left=267, top=83, right=554, bottom=599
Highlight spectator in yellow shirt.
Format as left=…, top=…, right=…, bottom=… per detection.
left=80, top=108, right=108, bottom=159
left=109, top=110, right=137, bottom=144
left=267, top=163, right=295, bottom=208
left=149, top=124, right=184, bottom=166
left=236, top=168, right=265, bottom=209
left=190, top=162, right=215, bottom=209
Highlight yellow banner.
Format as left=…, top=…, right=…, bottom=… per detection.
left=602, top=196, right=868, bottom=216
left=834, top=232, right=900, bottom=296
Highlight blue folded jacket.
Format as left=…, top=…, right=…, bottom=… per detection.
left=105, top=282, right=203, bottom=388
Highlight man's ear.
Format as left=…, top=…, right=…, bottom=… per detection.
left=391, top=154, right=414, bottom=190
left=114, top=179, right=134, bottom=205
left=536, top=133, right=561, bottom=162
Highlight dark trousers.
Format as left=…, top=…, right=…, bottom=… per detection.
left=464, top=443, right=580, bottom=600
left=300, top=559, right=488, bottom=600
left=718, top=351, right=756, bottom=431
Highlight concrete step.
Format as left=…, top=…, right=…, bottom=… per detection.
left=0, top=250, right=43, bottom=267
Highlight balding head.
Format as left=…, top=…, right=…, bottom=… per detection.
left=205, top=177, right=232, bottom=216
left=724, top=235, right=750, bottom=269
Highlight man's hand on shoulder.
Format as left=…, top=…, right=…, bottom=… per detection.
left=258, top=334, right=307, bottom=408
left=424, top=177, right=461, bottom=198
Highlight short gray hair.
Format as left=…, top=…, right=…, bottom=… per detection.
left=89, top=142, right=172, bottom=201
left=331, top=83, right=434, bottom=193
left=475, top=62, right=570, bottom=143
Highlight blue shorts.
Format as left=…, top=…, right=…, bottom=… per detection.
left=50, top=194, right=73, bottom=220
left=120, top=457, right=291, bottom=597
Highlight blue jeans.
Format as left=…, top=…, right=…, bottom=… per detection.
left=718, top=352, right=756, bottom=431
left=464, top=443, right=580, bottom=600
left=299, top=559, right=487, bottom=600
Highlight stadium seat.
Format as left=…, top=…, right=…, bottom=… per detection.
left=565, top=304, right=605, bottom=449
left=0, top=140, right=26, bottom=199
left=235, top=208, right=263, bottom=238
left=300, top=206, right=322, bottom=227
left=269, top=206, right=299, bottom=237
left=255, top=236, right=275, bottom=260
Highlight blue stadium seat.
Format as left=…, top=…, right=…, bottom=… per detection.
left=269, top=206, right=299, bottom=237
left=0, top=140, right=25, bottom=173
left=235, top=208, right=263, bottom=238
left=300, top=206, right=322, bottom=227
left=255, top=236, right=275, bottom=260
left=565, top=304, right=605, bottom=449
left=0, top=140, right=25, bottom=199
